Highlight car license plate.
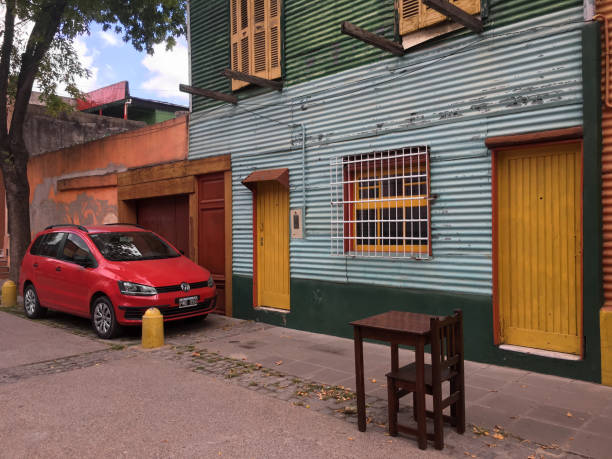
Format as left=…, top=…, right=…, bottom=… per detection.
left=178, top=295, right=199, bottom=308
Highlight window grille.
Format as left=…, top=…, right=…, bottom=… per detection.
left=330, top=146, right=431, bottom=259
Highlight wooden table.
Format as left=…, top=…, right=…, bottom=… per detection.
left=350, top=310, right=437, bottom=449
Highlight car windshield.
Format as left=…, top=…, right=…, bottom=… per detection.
left=89, top=231, right=180, bottom=261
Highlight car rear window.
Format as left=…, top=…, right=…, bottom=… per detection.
left=89, top=231, right=180, bottom=261
left=29, top=234, right=46, bottom=255
left=38, top=232, right=65, bottom=258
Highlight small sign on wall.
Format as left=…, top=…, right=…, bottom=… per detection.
left=290, top=208, right=303, bottom=239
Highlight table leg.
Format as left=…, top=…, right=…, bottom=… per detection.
left=391, top=343, right=399, bottom=413
left=354, top=326, right=366, bottom=432
left=415, top=338, right=427, bottom=450
left=391, top=343, right=399, bottom=372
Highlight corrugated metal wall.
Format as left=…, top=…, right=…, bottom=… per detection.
left=598, top=0, right=612, bottom=307
left=189, top=7, right=584, bottom=296
left=189, top=0, right=581, bottom=112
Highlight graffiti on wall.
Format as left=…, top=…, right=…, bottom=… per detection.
left=31, top=179, right=117, bottom=234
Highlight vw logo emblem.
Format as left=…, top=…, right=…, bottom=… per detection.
left=180, top=282, right=191, bottom=292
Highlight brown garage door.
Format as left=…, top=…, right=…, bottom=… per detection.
left=136, top=195, right=189, bottom=256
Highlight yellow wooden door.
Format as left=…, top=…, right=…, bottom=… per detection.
left=496, top=142, right=582, bottom=354
left=257, top=181, right=290, bottom=309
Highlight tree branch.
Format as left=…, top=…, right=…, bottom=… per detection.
left=9, top=0, right=68, bottom=157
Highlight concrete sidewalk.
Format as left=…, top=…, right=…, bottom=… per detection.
left=2, top=307, right=612, bottom=458
left=161, top=315, right=612, bottom=458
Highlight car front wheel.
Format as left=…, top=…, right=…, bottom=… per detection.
left=92, top=296, right=121, bottom=339
left=23, top=285, right=47, bottom=319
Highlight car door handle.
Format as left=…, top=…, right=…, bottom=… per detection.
left=55, top=266, right=61, bottom=272
left=33, top=263, right=38, bottom=268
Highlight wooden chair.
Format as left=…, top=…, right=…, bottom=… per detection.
left=386, top=310, right=465, bottom=450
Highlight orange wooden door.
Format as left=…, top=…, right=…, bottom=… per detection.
left=198, top=173, right=226, bottom=314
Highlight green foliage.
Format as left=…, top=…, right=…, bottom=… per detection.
left=2, top=0, right=186, bottom=110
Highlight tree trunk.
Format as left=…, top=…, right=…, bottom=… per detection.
left=2, top=147, right=31, bottom=283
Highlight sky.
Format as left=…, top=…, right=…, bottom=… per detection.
left=72, top=24, right=189, bottom=107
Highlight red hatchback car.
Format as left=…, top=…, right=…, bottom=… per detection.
left=19, top=224, right=217, bottom=338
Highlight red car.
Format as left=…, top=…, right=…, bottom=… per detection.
left=19, top=224, right=217, bottom=338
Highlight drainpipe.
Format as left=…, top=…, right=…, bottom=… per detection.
left=294, top=123, right=307, bottom=238
left=123, top=98, right=132, bottom=120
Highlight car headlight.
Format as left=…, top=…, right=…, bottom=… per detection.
left=118, top=281, right=157, bottom=296
left=207, top=276, right=214, bottom=288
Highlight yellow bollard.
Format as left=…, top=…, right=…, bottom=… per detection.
left=1, top=280, right=16, bottom=307
left=141, top=307, right=164, bottom=348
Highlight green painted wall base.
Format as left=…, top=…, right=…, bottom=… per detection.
left=233, top=275, right=600, bottom=382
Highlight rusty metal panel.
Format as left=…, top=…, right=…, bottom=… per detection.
left=598, top=0, right=612, bottom=306
left=189, top=7, right=584, bottom=295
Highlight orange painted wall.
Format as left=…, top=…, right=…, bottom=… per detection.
left=27, top=115, right=188, bottom=234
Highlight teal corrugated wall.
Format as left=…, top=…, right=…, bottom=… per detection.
left=188, top=7, right=585, bottom=295
left=189, top=0, right=582, bottom=112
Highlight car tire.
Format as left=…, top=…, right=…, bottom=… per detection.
left=91, top=296, right=121, bottom=339
left=23, top=285, right=47, bottom=319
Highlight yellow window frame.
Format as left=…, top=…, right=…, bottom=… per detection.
left=353, top=169, right=429, bottom=254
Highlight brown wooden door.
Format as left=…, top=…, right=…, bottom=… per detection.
left=198, top=173, right=226, bottom=314
left=136, top=195, right=189, bottom=256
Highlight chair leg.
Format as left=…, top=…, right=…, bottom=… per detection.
left=456, top=383, right=466, bottom=435
left=450, top=379, right=457, bottom=427
left=412, top=391, right=418, bottom=421
left=432, top=383, right=444, bottom=450
left=387, top=377, right=398, bottom=436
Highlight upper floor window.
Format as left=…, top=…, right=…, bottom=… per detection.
left=230, top=0, right=282, bottom=91
left=398, top=0, right=481, bottom=35
left=331, top=147, right=432, bottom=259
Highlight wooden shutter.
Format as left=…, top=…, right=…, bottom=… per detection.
left=398, top=0, right=480, bottom=34
left=230, top=0, right=282, bottom=90
left=421, top=0, right=480, bottom=29
left=230, top=0, right=250, bottom=90
left=252, top=0, right=268, bottom=79
left=398, top=0, right=420, bottom=35
left=268, top=0, right=282, bottom=80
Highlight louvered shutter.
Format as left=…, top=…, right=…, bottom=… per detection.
left=398, top=0, right=420, bottom=35
left=268, top=0, right=282, bottom=80
left=230, top=0, right=282, bottom=90
left=251, top=0, right=268, bottom=79
left=421, top=0, right=480, bottom=29
left=230, top=0, right=250, bottom=90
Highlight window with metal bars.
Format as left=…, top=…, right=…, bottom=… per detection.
left=330, top=147, right=431, bottom=259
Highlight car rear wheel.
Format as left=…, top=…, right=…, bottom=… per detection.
left=23, top=285, right=47, bottom=319
left=92, top=296, right=121, bottom=339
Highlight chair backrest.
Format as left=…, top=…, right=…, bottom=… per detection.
left=430, top=310, right=464, bottom=378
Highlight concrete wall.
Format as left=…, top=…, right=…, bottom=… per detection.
left=27, top=115, right=189, bottom=234
left=24, top=104, right=145, bottom=156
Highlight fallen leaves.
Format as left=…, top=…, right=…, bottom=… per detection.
left=274, top=360, right=283, bottom=365
left=471, top=425, right=505, bottom=440
left=566, top=412, right=573, bottom=417
left=336, top=405, right=357, bottom=415
left=370, top=378, right=377, bottom=383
